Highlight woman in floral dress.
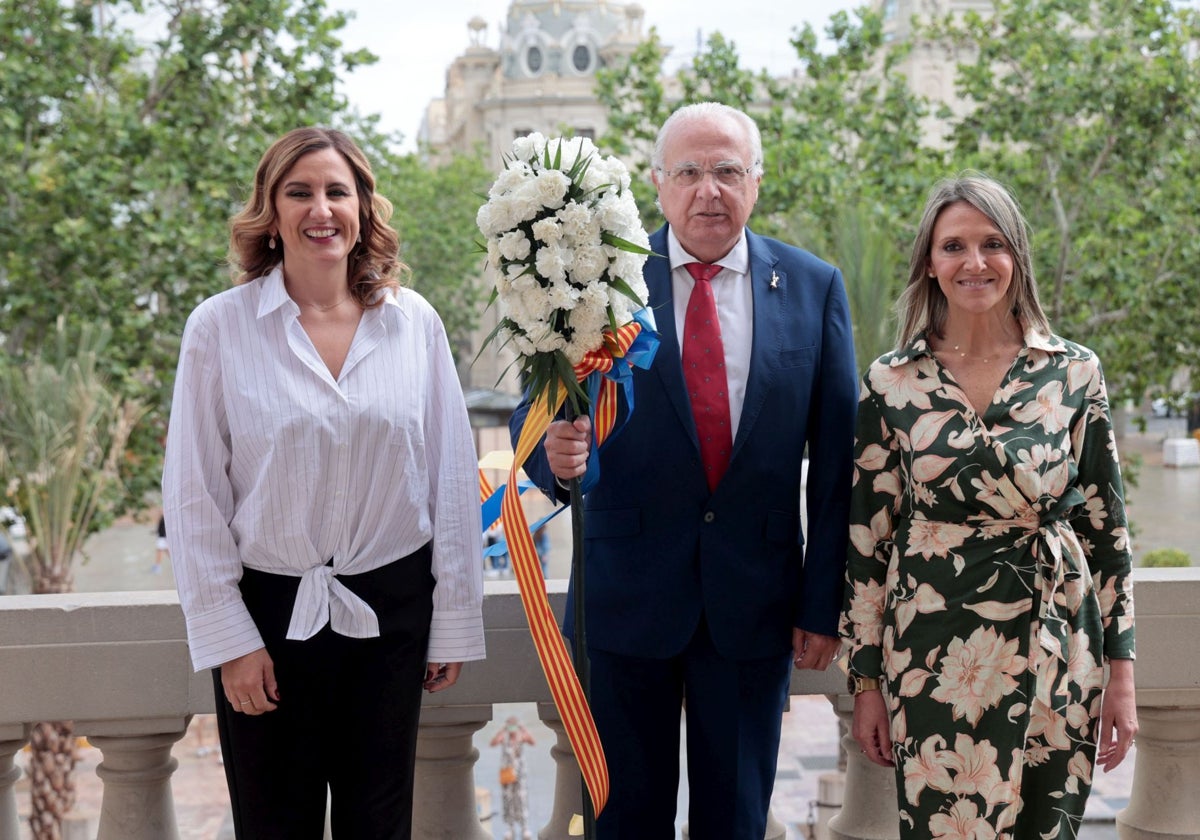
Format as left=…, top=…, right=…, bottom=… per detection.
left=840, top=174, right=1137, bottom=839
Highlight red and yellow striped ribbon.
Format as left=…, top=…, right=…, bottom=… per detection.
left=572, top=320, right=642, bottom=448
left=500, top=321, right=642, bottom=816
left=505, top=387, right=609, bottom=813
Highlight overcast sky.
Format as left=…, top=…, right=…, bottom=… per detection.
left=324, top=0, right=864, bottom=151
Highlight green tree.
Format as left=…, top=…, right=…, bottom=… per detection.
left=380, top=148, right=494, bottom=358
left=928, top=0, right=1200, bottom=402
left=0, top=0, right=489, bottom=503
left=0, top=320, right=143, bottom=839
left=793, top=203, right=905, bottom=372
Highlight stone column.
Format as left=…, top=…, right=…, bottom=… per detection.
left=0, top=728, right=29, bottom=840
left=825, top=694, right=900, bottom=840
left=89, top=730, right=187, bottom=840
left=412, top=706, right=491, bottom=840
left=536, top=704, right=583, bottom=840
left=1117, top=705, right=1200, bottom=840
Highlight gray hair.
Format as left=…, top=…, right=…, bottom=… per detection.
left=651, top=102, right=764, bottom=175
left=895, top=173, right=1051, bottom=347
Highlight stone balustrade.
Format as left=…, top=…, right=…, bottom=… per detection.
left=0, top=571, right=1197, bottom=840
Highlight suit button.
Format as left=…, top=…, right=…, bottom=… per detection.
left=703, top=511, right=715, bottom=523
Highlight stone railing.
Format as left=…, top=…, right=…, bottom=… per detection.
left=1, top=570, right=1197, bottom=840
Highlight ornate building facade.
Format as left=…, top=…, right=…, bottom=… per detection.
left=878, top=0, right=997, bottom=138
left=419, top=1, right=646, bottom=169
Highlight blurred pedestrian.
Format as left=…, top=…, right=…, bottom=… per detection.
left=490, top=716, right=536, bottom=840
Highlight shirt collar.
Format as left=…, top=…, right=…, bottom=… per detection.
left=666, top=228, right=749, bottom=276
left=892, top=322, right=1065, bottom=365
left=253, top=264, right=406, bottom=320
left=256, top=265, right=293, bottom=319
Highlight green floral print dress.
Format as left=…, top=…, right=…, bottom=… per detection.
left=840, top=329, right=1135, bottom=840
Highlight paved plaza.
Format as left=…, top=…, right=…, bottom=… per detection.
left=7, top=426, right=1195, bottom=838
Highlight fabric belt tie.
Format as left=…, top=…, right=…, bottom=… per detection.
left=285, top=563, right=381, bottom=641
left=965, top=494, right=1089, bottom=673
left=682, top=262, right=732, bottom=492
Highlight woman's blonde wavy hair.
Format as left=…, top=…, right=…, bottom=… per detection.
left=228, top=127, right=404, bottom=306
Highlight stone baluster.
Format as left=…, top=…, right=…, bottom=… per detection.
left=0, top=727, right=29, bottom=840
left=536, top=703, right=583, bottom=840
left=412, top=705, right=491, bottom=840
left=541, top=701, right=788, bottom=840
left=1116, top=705, right=1200, bottom=839
left=88, top=728, right=187, bottom=840
left=826, top=694, right=899, bottom=840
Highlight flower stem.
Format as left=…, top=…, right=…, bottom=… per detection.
left=564, top=399, right=598, bottom=838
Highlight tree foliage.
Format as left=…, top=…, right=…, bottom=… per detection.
left=0, top=0, right=490, bottom=503
left=380, top=148, right=493, bottom=359
left=0, top=320, right=142, bottom=593
left=929, top=0, right=1200, bottom=402
left=595, top=1, right=1200, bottom=402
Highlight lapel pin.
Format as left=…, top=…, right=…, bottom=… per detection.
left=770, top=271, right=779, bottom=290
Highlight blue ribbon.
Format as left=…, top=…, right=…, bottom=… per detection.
left=580, top=307, right=660, bottom=494
left=482, top=308, right=660, bottom=554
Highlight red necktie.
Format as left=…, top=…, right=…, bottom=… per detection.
left=682, top=262, right=732, bottom=492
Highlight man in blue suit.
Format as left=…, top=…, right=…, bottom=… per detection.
left=514, top=102, right=858, bottom=839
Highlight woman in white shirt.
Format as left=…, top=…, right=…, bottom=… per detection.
left=163, top=127, right=485, bottom=839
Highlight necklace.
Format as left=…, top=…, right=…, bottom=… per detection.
left=953, top=344, right=991, bottom=363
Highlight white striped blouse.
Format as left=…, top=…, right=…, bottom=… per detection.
left=163, top=267, right=485, bottom=672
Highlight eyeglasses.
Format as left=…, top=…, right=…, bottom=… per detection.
left=658, top=163, right=754, bottom=188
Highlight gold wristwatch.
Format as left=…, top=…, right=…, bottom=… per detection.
left=847, top=674, right=881, bottom=695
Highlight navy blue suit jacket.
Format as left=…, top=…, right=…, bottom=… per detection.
left=513, top=225, right=859, bottom=661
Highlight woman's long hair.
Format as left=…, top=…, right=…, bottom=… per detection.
left=895, top=173, right=1050, bottom=347
left=228, top=127, right=404, bottom=307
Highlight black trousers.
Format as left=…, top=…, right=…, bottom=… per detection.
left=213, top=546, right=435, bottom=840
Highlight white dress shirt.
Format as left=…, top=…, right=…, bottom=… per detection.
left=667, top=229, right=754, bottom=438
left=163, top=267, right=485, bottom=672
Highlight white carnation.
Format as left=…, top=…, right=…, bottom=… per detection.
left=611, top=250, right=649, bottom=289
left=545, top=278, right=580, bottom=311
left=512, top=132, right=547, bottom=163
left=489, top=164, right=532, bottom=198
left=535, top=245, right=569, bottom=285
left=557, top=202, right=601, bottom=246
left=531, top=325, right=567, bottom=354
left=530, top=169, right=571, bottom=210
left=498, top=230, right=532, bottom=261
left=518, top=286, right=556, bottom=323
left=570, top=244, right=609, bottom=286
left=608, top=286, right=636, bottom=325
left=569, top=296, right=610, bottom=343
left=512, top=331, right=537, bottom=357
left=532, top=217, right=564, bottom=244
left=507, top=188, right=543, bottom=224
left=595, top=193, right=640, bottom=237
left=475, top=201, right=505, bottom=237
left=509, top=268, right=539, bottom=292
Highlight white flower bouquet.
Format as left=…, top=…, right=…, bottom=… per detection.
left=477, top=132, right=654, bottom=410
